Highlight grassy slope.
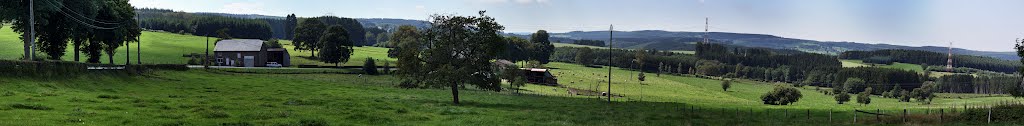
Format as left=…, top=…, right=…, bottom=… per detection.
left=840, top=60, right=869, bottom=68
left=879, top=62, right=925, bottom=73
left=0, top=26, right=393, bottom=66
left=527, top=62, right=1015, bottom=111
left=841, top=60, right=924, bottom=73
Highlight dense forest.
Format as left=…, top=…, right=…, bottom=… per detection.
left=840, top=49, right=1020, bottom=73
left=137, top=8, right=273, bottom=40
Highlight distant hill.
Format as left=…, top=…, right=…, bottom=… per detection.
left=552, top=30, right=1018, bottom=60
left=145, top=10, right=1018, bottom=60
left=194, top=12, right=431, bottom=32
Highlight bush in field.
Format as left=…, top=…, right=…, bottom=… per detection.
left=721, top=79, right=731, bottom=91
left=899, top=90, right=912, bottom=102
left=363, top=57, right=379, bottom=75
left=761, top=85, right=802, bottom=105
left=857, top=87, right=872, bottom=106
left=835, top=91, right=851, bottom=104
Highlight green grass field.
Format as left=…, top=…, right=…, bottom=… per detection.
left=841, top=60, right=869, bottom=68
left=841, top=60, right=924, bottom=73
left=0, top=26, right=393, bottom=66
left=1, top=26, right=1020, bottom=125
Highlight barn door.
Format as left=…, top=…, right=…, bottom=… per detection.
left=244, top=56, right=255, bottom=67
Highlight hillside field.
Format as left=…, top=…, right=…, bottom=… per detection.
left=0, top=26, right=393, bottom=66
left=0, top=26, right=1019, bottom=125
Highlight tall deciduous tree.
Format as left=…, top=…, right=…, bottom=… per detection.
left=530, top=30, right=554, bottom=64
left=408, top=11, right=506, bottom=104
left=90, top=0, right=140, bottom=64
left=316, top=25, right=354, bottom=66
left=293, top=19, right=326, bottom=57
left=393, top=25, right=423, bottom=78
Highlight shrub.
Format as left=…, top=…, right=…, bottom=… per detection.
left=363, top=57, right=379, bottom=75
left=761, top=85, right=802, bottom=105
left=721, top=79, right=731, bottom=91
left=857, top=87, right=872, bottom=105
left=835, top=92, right=851, bottom=104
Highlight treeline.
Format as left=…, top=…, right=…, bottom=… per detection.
left=840, top=49, right=1020, bottom=73
left=137, top=8, right=273, bottom=40
left=571, top=39, right=605, bottom=47
left=936, top=74, right=1021, bottom=94
left=834, top=67, right=923, bottom=94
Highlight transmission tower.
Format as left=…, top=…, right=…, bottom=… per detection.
left=946, top=42, right=953, bottom=72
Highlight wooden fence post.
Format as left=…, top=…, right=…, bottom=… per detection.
left=940, top=109, right=943, bottom=123
left=854, top=110, right=857, bottom=123
left=876, top=109, right=880, bottom=122
left=828, top=109, right=832, bottom=124
left=806, top=109, right=810, bottom=120
left=988, top=106, right=992, bottom=124
left=902, top=109, right=906, bottom=123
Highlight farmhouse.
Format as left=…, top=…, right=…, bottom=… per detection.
left=522, top=68, right=558, bottom=86
left=214, top=39, right=290, bottom=67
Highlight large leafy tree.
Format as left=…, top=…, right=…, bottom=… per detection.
left=1, top=0, right=59, bottom=60
left=89, top=0, right=139, bottom=64
left=316, top=25, right=354, bottom=66
left=293, top=19, right=326, bottom=57
left=62, top=0, right=100, bottom=62
left=387, top=25, right=420, bottom=57
left=393, top=25, right=424, bottom=80
left=1015, top=38, right=1024, bottom=98
left=404, top=11, right=506, bottom=104
left=530, top=30, right=554, bottom=64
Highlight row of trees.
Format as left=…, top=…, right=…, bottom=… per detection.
left=1, top=0, right=140, bottom=63
left=571, top=39, right=604, bottom=47
left=840, top=49, right=1020, bottom=73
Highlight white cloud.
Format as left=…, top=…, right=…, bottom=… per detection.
left=220, top=2, right=268, bottom=15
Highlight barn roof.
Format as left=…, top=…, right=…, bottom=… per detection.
left=214, top=39, right=264, bottom=52
left=521, top=68, right=549, bottom=72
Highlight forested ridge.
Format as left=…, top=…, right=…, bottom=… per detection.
left=840, top=49, right=1020, bottom=73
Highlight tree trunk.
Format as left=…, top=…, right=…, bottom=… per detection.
left=107, top=51, right=114, bottom=65
left=451, top=82, right=460, bottom=105
left=73, top=40, right=81, bottom=62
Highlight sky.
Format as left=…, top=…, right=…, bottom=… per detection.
left=129, top=0, right=1024, bottom=52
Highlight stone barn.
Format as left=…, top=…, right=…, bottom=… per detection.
left=214, top=39, right=290, bottom=67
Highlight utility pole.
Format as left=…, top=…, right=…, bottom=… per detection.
left=607, top=24, right=613, bottom=102
left=204, top=35, right=210, bottom=69
left=137, top=12, right=141, bottom=64
left=27, top=0, right=35, bottom=61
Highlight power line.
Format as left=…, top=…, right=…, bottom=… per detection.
left=40, top=0, right=127, bottom=30
left=43, top=0, right=125, bottom=25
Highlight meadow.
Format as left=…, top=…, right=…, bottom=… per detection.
left=0, top=26, right=393, bottom=66
left=0, top=26, right=1020, bottom=125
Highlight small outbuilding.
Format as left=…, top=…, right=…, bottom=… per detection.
left=214, top=39, right=290, bottom=67
left=522, top=68, right=558, bottom=86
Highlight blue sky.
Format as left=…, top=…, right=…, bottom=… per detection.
left=130, top=0, right=1024, bottom=51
